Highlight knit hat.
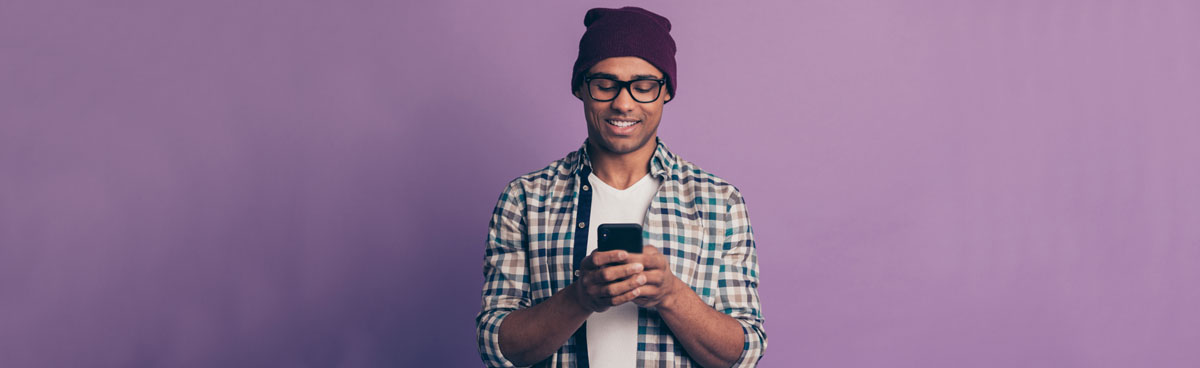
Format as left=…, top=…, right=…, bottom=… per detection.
left=571, top=7, right=677, bottom=100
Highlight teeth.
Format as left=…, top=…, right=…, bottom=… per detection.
left=609, top=120, right=638, bottom=128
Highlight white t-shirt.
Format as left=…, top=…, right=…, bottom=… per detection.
left=585, top=172, right=661, bottom=368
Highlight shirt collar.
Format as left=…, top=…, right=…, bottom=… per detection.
left=571, top=137, right=677, bottom=180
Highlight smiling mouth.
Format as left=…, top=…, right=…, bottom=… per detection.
left=606, top=119, right=641, bottom=128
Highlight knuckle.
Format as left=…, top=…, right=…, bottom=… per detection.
left=603, top=268, right=620, bottom=281
left=629, top=264, right=643, bottom=275
left=642, top=271, right=657, bottom=283
left=605, top=285, right=623, bottom=297
left=615, top=294, right=632, bottom=304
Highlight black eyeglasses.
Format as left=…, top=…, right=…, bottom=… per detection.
left=584, top=77, right=666, bottom=103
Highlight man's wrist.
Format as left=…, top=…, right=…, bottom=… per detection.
left=563, top=281, right=595, bottom=315
left=655, top=277, right=694, bottom=314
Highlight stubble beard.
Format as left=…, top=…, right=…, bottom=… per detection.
left=591, top=129, right=656, bottom=156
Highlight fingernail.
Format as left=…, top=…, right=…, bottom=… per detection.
left=618, top=251, right=628, bottom=260
left=631, top=263, right=643, bottom=272
left=632, top=288, right=641, bottom=296
left=636, top=275, right=647, bottom=285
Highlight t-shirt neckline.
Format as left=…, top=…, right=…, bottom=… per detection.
left=588, top=172, right=654, bottom=193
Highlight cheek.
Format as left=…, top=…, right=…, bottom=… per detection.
left=643, top=106, right=664, bottom=120
left=584, top=102, right=605, bottom=116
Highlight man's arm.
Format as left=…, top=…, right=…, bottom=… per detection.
left=707, top=188, right=768, bottom=366
left=476, top=182, right=532, bottom=367
left=497, top=251, right=643, bottom=366
left=477, top=181, right=649, bottom=366
left=495, top=283, right=590, bottom=366
left=657, top=289, right=748, bottom=368
left=625, top=188, right=767, bottom=367
left=624, top=246, right=746, bottom=368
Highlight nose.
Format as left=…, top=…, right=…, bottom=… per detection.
left=609, top=86, right=638, bottom=113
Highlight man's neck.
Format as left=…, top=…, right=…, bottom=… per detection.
left=588, top=138, right=656, bottom=190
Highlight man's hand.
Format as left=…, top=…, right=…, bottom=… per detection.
left=624, top=245, right=687, bottom=310
left=572, top=250, right=648, bottom=313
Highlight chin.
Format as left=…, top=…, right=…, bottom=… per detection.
left=606, top=144, right=639, bottom=155
left=600, top=136, right=650, bottom=155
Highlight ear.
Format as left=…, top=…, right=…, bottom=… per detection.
left=662, top=90, right=673, bottom=104
left=573, top=87, right=583, bottom=101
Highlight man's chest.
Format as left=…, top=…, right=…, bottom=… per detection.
left=523, top=179, right=728, bottom=306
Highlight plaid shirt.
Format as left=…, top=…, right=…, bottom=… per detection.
left=477, top=139, right=766, bottom=367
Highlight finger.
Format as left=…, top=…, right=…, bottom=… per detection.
left=601, top=273, right=648, bottom=297
left=629, top=247, right=669, bottom=271
left=580, top=253, right=601, bottom=270
left=638, top=269, right=668, bottom=286
left=609, top=287, right=642, bottom=305
left=631, top=286, right=662, bottom=306
left=593, top=249, right=630, bottom=266
left=583, top=262, right=640, bottom=285
left=583, top=249, right=631, bottom=269
left=581, top=264, right=609, bottom=286
left=646, top=246, right=672, bottom=270
left=598, top=262, right=644, bottom=283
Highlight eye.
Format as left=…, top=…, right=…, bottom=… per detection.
left=592, top=80, right=617, bottom=89
left=631, top=81, right=658, bottom=93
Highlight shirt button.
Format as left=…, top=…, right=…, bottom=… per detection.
left=578, top=222, right=586, bottom=229
left=582, top=184, right=589, bottom=191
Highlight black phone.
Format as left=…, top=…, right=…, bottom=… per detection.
left=597, top=223, right=643, bottom=254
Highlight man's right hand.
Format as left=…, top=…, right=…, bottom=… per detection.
left=571, top=250, right=648, bottom=313
left=495, top=249, right=647, bottom=366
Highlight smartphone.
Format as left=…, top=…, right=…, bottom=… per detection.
left=597, top=223, right=643, bottom=254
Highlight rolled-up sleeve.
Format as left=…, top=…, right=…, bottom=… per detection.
left=476, top=181, right=531, bottom=368
left=717, top=188, right=767, bottom=367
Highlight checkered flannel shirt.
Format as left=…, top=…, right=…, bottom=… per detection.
left=477, top=139, right=766, bottom=367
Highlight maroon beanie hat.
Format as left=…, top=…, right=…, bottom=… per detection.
left=571, top=7, right=677, bottom=100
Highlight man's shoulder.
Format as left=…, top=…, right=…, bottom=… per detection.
left=499, top=150, right=580, bottom=196
left=669, top=155, right=741, bottom=199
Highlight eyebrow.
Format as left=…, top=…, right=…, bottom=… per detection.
left=586, top=72, right=663, bottom=80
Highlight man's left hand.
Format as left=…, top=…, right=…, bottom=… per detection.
left=624, top=245, right=688, bottom=310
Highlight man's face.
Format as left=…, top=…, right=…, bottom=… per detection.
left=575, top=57, right=672, bottom=156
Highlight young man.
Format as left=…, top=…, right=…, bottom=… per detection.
left=477, top=7, right=766, bottom=367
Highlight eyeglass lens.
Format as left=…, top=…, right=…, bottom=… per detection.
left=588, top=79, right=662, bottom=103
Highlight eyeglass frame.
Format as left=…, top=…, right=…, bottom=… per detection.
left=582, top=76, right=668, bottom=103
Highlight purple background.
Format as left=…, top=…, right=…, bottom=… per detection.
left=2, top=1, right=1198, bottom=367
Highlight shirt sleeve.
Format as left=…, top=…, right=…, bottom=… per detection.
left=717, top=188, right=768, bottom=367
left=476, top=181, right=531, bottom=368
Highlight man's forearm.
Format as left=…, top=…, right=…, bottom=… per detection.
left=498, top=283, right=592, bottom=366
left=656, top=290, right=746, bottom=368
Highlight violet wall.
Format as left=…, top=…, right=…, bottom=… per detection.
left=2, top=1, right=1198, bottom=367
